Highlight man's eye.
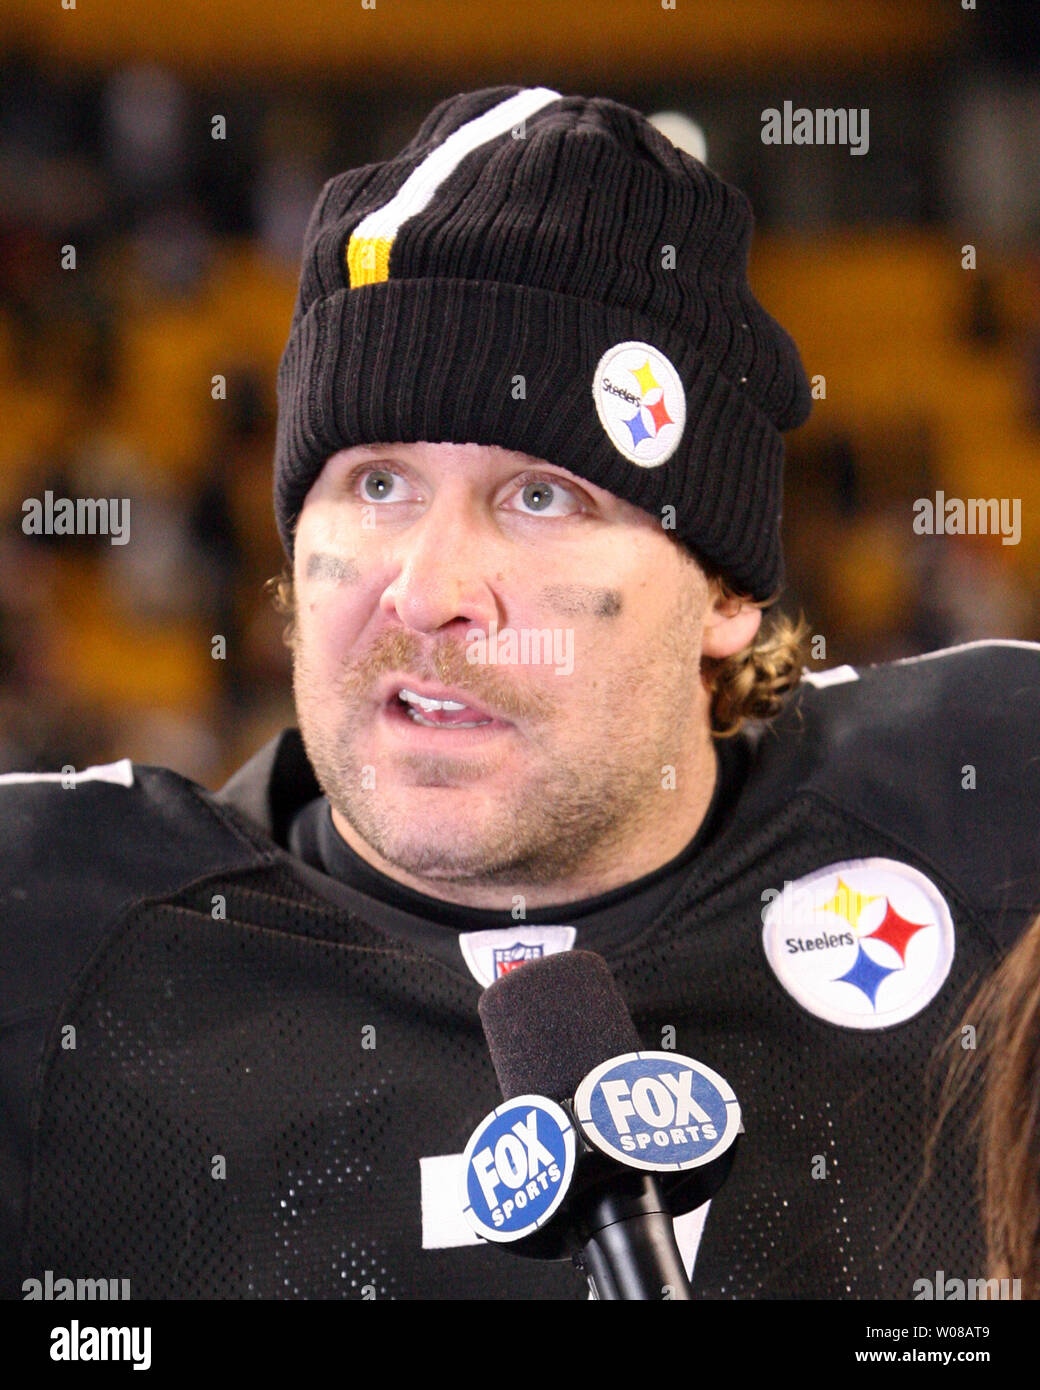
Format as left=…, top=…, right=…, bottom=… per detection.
left=510, top=478, right=581, bottom=516
left=359, top=468, right=410, bottom=502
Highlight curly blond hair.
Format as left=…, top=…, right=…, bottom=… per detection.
left=696, top=564, right=810, bottom=737
left=266, top=563, right=809, bottom=739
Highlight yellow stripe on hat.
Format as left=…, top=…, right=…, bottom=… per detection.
left=345, top=87, right=560, bottom=288
left=346, top=237, right=393, bottom=287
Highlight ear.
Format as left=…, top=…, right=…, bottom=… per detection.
left=701, top=587, right=763, bottom=660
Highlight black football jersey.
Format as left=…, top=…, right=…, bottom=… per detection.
left=2, top=641, right=1038, bottom=1299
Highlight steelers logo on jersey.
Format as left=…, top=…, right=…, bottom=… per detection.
left=761, top=858, right=955, bottom=1030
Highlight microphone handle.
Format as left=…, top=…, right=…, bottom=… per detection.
left=575, top=1173, right=694, bottom=1300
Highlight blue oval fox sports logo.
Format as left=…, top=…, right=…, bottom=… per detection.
left=460, top=1096, right=576, bottom=1243
left=574, top=1051, right=740, bottom=1173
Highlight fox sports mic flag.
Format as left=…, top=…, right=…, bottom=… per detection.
left=460, top=1095, right=577, bottom=1242
left=573, top=1051, right=740, bottom=1172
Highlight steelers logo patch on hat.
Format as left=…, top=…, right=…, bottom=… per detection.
left=592, top=341, right=686, bottom=467
left=761, top=858, right=955, bottom=1030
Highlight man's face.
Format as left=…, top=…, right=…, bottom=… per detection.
left=291, top=441, right=741, bottom=906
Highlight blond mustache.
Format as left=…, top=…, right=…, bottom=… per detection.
left=331, top=628, right=557, bottom=722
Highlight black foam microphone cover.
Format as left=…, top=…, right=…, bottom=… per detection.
left=477, top=949, right=641, bottom=1101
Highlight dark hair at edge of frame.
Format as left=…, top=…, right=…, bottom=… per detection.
left=926, top=914, right=1040, bottom=1300
left=265, top=549, right=811, bottom=740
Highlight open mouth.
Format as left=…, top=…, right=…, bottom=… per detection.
left=392, top=687, right=495, bottom=729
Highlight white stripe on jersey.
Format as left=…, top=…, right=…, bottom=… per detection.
left=804, top=639, right=1040, bottom=692
left=801, top=664, right=859, bottom=689
left=893, top=637, right=1040, bottom=666
left=419, top=1149, right=711, bottom=1282
left=0, top=758, right=133, bottom=787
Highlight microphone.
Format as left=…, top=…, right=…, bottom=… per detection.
left=478, top=947, right=641, bottom=1101
left=464, top=950, right=741, bottom=1300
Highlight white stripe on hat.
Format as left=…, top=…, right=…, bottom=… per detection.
left=347, top=86, right=560, bottom=287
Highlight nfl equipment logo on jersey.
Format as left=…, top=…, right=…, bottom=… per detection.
left=458, top=926, right=577, bottom=987
left=492, top=943, right=543, bottom=977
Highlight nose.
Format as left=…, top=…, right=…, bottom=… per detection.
left=378, top=492, right=502, bottom=635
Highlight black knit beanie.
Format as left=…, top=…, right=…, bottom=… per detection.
left=275, top=85, right=811, bottom=601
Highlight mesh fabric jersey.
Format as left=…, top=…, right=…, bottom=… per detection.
left=2, top=642, right=1038, bottom=1299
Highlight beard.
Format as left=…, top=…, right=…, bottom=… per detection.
left=290, top=576, right=710, bottom=895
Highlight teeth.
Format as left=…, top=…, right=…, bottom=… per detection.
left=398, top=687, right=470, bottom=712
left=405, top=709, right=491, bottom=729
left=395, top=686, right=494, bottom=728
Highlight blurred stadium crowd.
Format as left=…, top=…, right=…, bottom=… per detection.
left=1, top=25, right=1038, bottom=787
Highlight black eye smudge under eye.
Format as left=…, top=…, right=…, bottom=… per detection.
left=306, top=553, right=360, bottom=583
